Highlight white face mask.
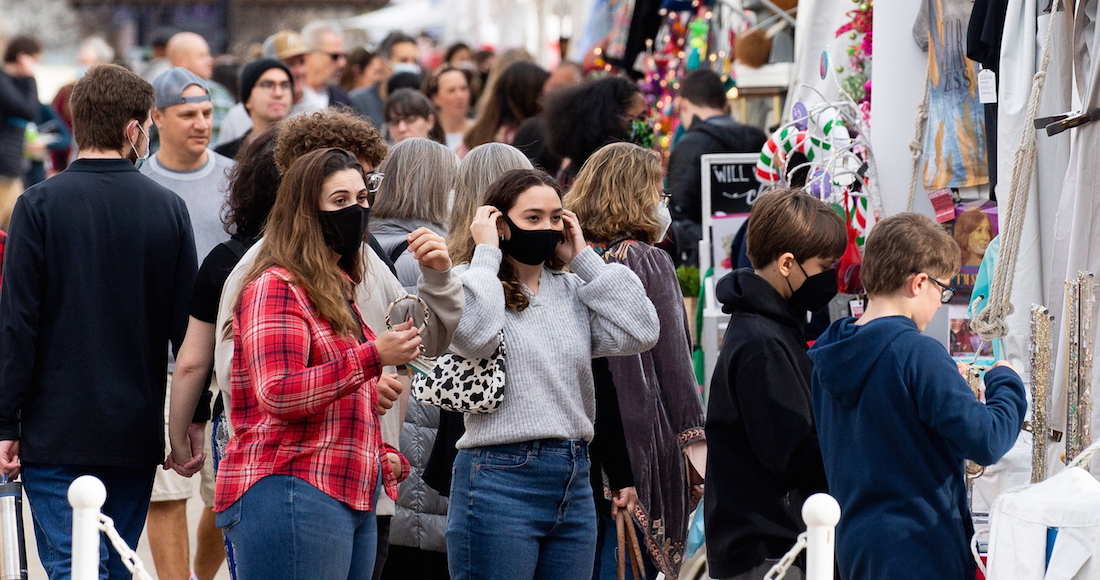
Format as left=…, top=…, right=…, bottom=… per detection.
left=656, top=200, right=672, bottom=241
left=129, top=122, right=151, bottom=168
left=392, top=62, right=421, bottom=76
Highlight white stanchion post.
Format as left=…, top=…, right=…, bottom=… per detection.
left=68, top=475, right=106, bottom=580
left=802, top=493, right=841, bottom=580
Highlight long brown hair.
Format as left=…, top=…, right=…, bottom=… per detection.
left=463, top=61, right=549, bottom=150
left=454, top=168, right=565, bottom=311
left=564, top=142, right=663, bottom=245
left=236, top=148, right=368, bottom=338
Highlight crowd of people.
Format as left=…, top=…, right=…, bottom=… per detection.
left=0, top=20, right=1028, bottom=580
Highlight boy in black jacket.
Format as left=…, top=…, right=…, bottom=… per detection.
left=704, top=188, right=846, bottom=580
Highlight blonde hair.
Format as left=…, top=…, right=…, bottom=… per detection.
left=564, top=142, right=664, bottom=245
left=371, top=138, right=458, bottom=226
left=448, top=143, right=533, bottom=265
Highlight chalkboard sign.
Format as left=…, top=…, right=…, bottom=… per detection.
left=701, top=153, right=763, bottom=218
left=699, top=153, right=762, bottom=281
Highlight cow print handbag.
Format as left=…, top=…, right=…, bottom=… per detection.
left=410, top=331, right=507, bottom=414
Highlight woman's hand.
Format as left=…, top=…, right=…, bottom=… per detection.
left=611, top=486, right=638, bottom=519
left=555, top=210, right=587, bottom=264
left=407, top=228, right=452, bottom=271
left=375, top=372, right=402, bottom=415
left=471, top=206, right=503, bottom=248
left=375, top=318, right=422, bottom=366
left=165, top=422, right=205, bottom=477
left=387, top=451, right=403, bottom=479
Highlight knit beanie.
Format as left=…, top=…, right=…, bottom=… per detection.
left=239, top=58, right=294, bottom=106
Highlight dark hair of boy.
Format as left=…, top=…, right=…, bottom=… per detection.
left=745, top=187, right=847, bottom=268
left=379, top=32, right=416, bottom=60
left=385, top=71, right=422, bottom=95
left=69, top=64, right=155, bottom=152
left=3, top=36, right=43, bottom=63
left=679, top=69, right=729, bottom=110
left=861, top=212, right=960, bottom=296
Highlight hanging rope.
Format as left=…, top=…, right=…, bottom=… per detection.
left=907, top=79, right=931, bottom=212
left=971, top=4, right=1061, bottom=341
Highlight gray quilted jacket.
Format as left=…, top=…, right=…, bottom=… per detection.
left=390, top=396, right=449, bottom=552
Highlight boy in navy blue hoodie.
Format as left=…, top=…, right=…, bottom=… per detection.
left=705, top=188, right=846, bottom=580
left=809, top=213, right=1026, bottom=579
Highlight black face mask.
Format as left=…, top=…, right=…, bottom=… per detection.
left=499, top=212, right=562, bottom=266
left=787, top=260, right=839, bottom=313
left=320, top=204, right=370, bottom=261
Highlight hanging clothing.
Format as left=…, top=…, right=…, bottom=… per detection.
left=914, top=0, right=990, bottom=189
left=986, top=467, right=1100, bottom=579
left=1047, top=0, right=1100, bottom=477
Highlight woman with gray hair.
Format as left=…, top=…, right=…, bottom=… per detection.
left=371, top=137, right=459, bottom=292
left=446, top=142, right=533, bottom=262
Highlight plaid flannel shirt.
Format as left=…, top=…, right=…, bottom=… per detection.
left=215, top=267, right=408, bottom=512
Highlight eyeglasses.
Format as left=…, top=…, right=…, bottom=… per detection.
left=255, top=80, right=291, bottom=92
left=386, top=115, right=426, bottom=127
left=660, top=189, right=672, bottom=200
left=366, top=171, right=385, bottom=195
left=929, top=277, right=955, bottom=304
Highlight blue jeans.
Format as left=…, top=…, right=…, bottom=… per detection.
left=447, top=439, right=597, bottom=580
left=592, top=513, right=658, bottom=580
left=216, top=474, right=377, bottom=580
left=21, top=463, right=155, bottom=580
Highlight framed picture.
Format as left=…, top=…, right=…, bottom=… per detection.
left=945, top=202, right=998, bottom=305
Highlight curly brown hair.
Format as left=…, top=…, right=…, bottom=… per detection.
left=274, top=108, right=387, bottom=174
left=223, top=127, right=281, bottom=236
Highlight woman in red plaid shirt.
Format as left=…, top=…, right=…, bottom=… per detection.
left=214, top=148, right=428, bottom=580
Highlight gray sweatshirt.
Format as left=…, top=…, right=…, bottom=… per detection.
left=451, top=244, right=660, bottom=449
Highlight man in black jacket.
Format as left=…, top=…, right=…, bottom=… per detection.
left=0, top=35, right=41, bottom=231
left=0, top=64, right=197, bottom=579
left=667, top=69, right=767, bottom=266
left=704, top=189, right=845, bottom=580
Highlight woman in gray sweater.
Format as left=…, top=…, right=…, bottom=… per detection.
left=445, top=169, right=660, bottom=580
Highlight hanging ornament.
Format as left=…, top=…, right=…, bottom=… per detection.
left=792, top=102, right=810, bottom=131
left=809, top=168, right=833, bottom=199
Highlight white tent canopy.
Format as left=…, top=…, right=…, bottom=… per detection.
left=340, top=0, right=448, bottom=47
left=341, top=0, right=590, bottom=67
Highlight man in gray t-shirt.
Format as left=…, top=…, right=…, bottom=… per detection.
left=139, top=66, right=233, bottom=580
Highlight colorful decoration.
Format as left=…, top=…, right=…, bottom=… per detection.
left=631, top=3, right=739, bottom=158
left=685, top=17, right=710, bottom=70
left=834, top=0, right=873, bottom=126
left=756, top=126, right=815, bottom=185
left=792, top=101, right=809, bottom=130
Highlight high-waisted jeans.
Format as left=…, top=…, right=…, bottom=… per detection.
left=447, top=439, right=597, bottom=580
left=216, top=475, right=377, bottom=580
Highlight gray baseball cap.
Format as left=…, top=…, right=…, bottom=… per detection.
left=152, top=67, right=210, bottom=109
